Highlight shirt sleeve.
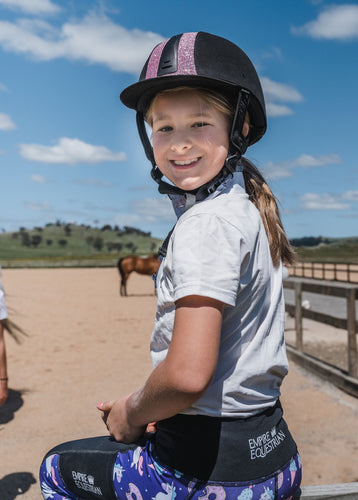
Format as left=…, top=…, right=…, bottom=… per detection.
left=0, top=290, right=8, bottom=320
left=171, top=213, right=247, bottom=306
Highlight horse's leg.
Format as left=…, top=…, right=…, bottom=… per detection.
left=118, top=259, right=127, bottom=296
left=123, top=272, right=130, bottom=296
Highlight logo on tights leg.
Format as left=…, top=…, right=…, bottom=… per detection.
left=72, top=470, right=103, bottom=496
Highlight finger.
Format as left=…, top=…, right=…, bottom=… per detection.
left=97, top=401, right=114, bottom=412
left=146, top=422, right=157, bottom=433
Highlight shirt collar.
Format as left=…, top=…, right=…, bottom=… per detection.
left=168, top=166, right=246, bottom=219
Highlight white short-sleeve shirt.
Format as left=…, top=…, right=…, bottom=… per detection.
left=151, top=171, right=288, bottom=418
left=0, top=290, right=7, bottom=320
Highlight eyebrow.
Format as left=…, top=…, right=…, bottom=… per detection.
left=153, top=111, right=212, bottom=122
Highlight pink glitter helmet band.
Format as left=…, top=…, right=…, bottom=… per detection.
left=145, top=32, right=198, bottom=79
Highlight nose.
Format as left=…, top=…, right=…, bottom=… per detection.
left=170, top=130, right=192, bottom=153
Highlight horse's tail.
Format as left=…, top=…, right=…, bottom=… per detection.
left=117, top=258, right=126, bottom=295
left=117, top=258, right=125, bottom=280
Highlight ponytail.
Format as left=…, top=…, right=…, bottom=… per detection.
left=241, top=157, right=295, bottom=267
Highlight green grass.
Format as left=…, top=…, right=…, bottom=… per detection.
left=1, top=223, right=357, bottom=267
left=0, top=223, right=163, bottom=267
left=293, top=237, right=358, bottom=263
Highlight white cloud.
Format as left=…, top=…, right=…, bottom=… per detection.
left=0, top=112, right=16, bottom=130
left=261, top=77, right=303, bottom=117
left=292, top=4, right=358, bottom=40
left=113, top=213, right=145, bottom=228
left=131, top=197, right=175, bottom=221
left=25, top=200, right=52, bottom=211
left=113, top=198, right=175, bottom=228
left=0, top=82, right=8, bottom=92
left=0, top=0, right=60, bottom=15
left=301, top=193, right=350, bottom=210
left=31, top=174, right=46, bottom=183
left=261, top=46, right=283, bottom=61
left=343, top=190, right=358, bottom=201
left=19, top=137, right=127, bottom=165
left=265, top=103, right=294, bottom=117
left=262, top=162, right=295, bottom=180
left=0, top=13, right=164, bottom=73
left=288, top=153, right=342, bottom=168
left=261, top=77, right=303, bottom=103
left=263, top=153, right=341, bottom=179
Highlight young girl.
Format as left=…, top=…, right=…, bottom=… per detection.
left=0, top=267, right=9, bottom=405
left=40, top=31, right=302, bottom=500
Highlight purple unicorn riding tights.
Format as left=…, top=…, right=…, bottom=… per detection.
left=39, top=436, right=302, bottom=499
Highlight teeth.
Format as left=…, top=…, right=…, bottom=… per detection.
left=173, top=158, right=198, bottom=166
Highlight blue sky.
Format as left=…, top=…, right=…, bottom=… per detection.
left=0, top=0, right=357, bottom=240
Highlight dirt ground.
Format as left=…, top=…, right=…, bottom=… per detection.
left=0, top=268, right=358, bottom=499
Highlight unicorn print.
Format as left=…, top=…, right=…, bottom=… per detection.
left=152, top=482, right=176, bottom=500
left=114, top=463, right=125, bottom=483
left=259, top=486, right=274, bottom=499
left=131, top=446, right=144, bottom=475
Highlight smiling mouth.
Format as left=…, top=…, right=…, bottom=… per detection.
left=172, top=157, right=200, bottom=167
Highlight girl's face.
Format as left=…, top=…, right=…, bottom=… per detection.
left=150, top=90, right=230, bottom=192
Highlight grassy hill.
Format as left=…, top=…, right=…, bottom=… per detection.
left=291, top=236, right=358, bottom=263
left=1, top=223, right=357, bottom=267
left=0, top=222, right=163, bottom=267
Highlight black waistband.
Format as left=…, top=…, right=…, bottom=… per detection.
left=153, top=401, right=297, bottom=481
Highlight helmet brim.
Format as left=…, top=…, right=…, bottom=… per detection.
left=121, top=74, right=238, bottom=111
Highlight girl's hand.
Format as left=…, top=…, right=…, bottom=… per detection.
left=145, top=422, right=157, bottom=434
left=97, top=397, right=146, bottom=444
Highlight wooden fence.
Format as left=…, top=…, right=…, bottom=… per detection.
left=297, top=482, right=358, bottom=499
left=284, top=280, right=358, bottom=497
left=283, top=278, right=358, bottom=397
left=289, top=261, right=358, bottom=283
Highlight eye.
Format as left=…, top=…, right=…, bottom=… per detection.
left=157, top=125, right=173, bottom=132
left=192, top=121, right=208, bottom=128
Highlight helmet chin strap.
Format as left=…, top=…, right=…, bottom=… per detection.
left=136, top=88, right=250, bottom=202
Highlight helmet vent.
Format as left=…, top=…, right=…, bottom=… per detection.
left=157, top=34, right=182, bottom=76
left=161, top=59, right=173, bottom=69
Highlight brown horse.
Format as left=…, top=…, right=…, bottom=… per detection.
left=117, top=254, right=160, bottom=296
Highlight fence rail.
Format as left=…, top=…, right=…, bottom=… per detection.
left=298, top=482, right=358, bottom=499
left=289, top=261, right=358, bottom=283
left=283, top=278, right=358, bottom=396
left=283, top=278, right=358, bottom=497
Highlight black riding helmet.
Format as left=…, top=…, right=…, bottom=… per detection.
left=120, top=31, right=267, bottom=194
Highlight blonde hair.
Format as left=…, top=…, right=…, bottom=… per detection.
left=146, top=86, right=295, bottom=267
left=145, top=86, right=232, bottom=128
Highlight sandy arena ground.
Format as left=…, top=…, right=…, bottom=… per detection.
left=1, top=268, right=358, bottom=499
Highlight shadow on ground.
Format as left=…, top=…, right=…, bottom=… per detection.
left=0, top=472, right=36, bottom=500
left=0, top=389, right=24, bottom=425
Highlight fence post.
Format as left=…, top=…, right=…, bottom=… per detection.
left=295, top=281, right=303, bottom=352
left=346, top=287, right=357, bottom=378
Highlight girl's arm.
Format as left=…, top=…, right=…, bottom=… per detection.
left=98, top=295, right=224, bottom=443
left=0, top=321, right=8, bottom=406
